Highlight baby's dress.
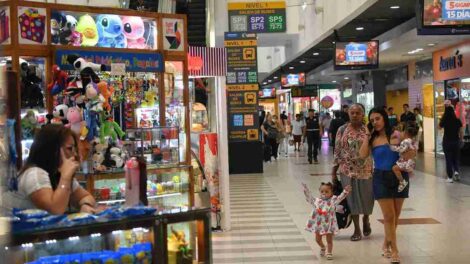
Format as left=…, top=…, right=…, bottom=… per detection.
left=304, top=190, right=349, bottom=235
left=390, top=138, right=417, bottom=172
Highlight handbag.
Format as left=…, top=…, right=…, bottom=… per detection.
left=333, top=179, right=352, bottom=229
left=288, top=136, right=294, bottom=146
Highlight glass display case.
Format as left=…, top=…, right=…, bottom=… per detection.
left=50, top=10, right=157, bottom=50
left=191, top=103, right=208, bottom=133
left=6, top=208, right=212, bottom=264
left=125, top=127, right=180, bottom=166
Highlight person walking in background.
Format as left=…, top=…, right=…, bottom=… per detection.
left=388, top=107, right=398, bottom=129
left=280, top=111, right=288, bottom=126
left=439, top=105, right=463, bottom=182
left=305, top=109, right=322, bottom=164
left=322, top=112, right=332, bottom=140
left=261, top=113, right=280, bottom=162
left=341, top=104, right=350, bottom=122
left=414, top=107, right=424, bottom=151
left=400, top=104, right=416, bottom=126
left=332, top=104, right=374, bottom=242
left=359, top=107, right=415, bottom=263
left=329, top=111, right=346, bottom=153
left=273, top=115, right=287, bottom=158
left=291, top=114, right=305, bottom=152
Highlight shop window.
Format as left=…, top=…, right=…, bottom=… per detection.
left=0, top=6, right=11, bottom=45
left=50, top=10, right=157, bottom=49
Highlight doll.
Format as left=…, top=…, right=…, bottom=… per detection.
left=76, top=14, right=98, bottom=47
left=96, top=14, right=126, bottom=48
left=121, top=16, right=146, bottom=49
left=51, top=12, right=66, bottom=44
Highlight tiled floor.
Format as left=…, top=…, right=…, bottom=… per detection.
left=213, top=144, right=470, bottom=263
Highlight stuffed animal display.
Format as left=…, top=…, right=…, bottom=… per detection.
left=50, top=12, right=152, bottom=49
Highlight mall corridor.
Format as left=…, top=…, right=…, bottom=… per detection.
left=213, top=147, right=470, bottom=264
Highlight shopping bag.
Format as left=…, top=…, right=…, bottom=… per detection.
left=333, top=179, right=352, bottom=229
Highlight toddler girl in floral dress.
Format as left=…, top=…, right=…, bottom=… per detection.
left=302, top=182, right=351, bottom=260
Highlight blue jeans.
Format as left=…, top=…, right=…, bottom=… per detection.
left=443, top=140, right=460, bottom=179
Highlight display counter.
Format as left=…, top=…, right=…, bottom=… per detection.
left=6, top=207, right=212, bottom=264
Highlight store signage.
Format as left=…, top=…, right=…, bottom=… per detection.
left=188, top=55, right=203, bottom=72
left=321, top=96, right=334, bottom=109
left=225, top=32, right=259, bottom=142
left=110, top=63, right=126, bottom=75
left=439, top=50, right=464, bottom=72
left=228, top=1, right=286, bottom=33
left=442, top=0, right=470, bottom=20
left=225, top=32, right=258, bottom=84
left=55, top=49, right=163, bottom=72
left=291, top=85, right=318, bottom=98
left=188, top=46, right=227, bottom=77
left=163, top=18, right=185, bottom=52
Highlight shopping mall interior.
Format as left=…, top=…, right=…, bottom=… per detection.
left=0, top=0, right=469, bottom=263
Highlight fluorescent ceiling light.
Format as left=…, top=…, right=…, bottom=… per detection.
left=427, top=43, right=436, bottom=47
left=274, top=76, right=278, bottom=79
left=356, top=27, right=364, bottom=31
left=263, top=82, right=267, bottom=85
left=300, top=60, right=306, bottom=64
left=344, top=77, right=349, bottom=80
left=289, top=66, right=294, bottom=69
left=313, top=52, right=319, bottom=56
left=332, top=80, right=337, bottom=83
left=407, top=48, right=424, bottom=54
left=390, top=6, right=400, bottom=9
left=268, top=80, right=272, bottom=82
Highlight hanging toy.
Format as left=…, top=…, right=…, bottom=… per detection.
left=52, top=104, right=69, bottom=125
left=97, top=81, right=114, bottom=112
left=48, top=65, right=69, bottom=96
left=99, top=116, right=125, bottom=144
left=66, top=107, right=88, bottom=139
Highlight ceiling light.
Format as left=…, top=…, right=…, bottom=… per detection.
left=300, top=60, right=306, bottom=64
left=273, top=76, right=278, bottom=79
left=268, top=80, right=272, bottom=83
left=344, top=77, right=349, bottom=80
left=427, top=43, right=436, bottom=47
left=302, top=0, right=307, bottom=10
left=332, top=80, right=337, bottom=83
left=407, top=48, right=424, bottom=54
left=263, top=82, right=267, bottom=85
left=356, top=27, right=364, bottom=31
left=390, top=6, right=400, bottom=9
left=313, top=52, right=319, bottom=56
left=289, top=66, right=294, bottom=69
left=332, top=41, right=336, bottom=44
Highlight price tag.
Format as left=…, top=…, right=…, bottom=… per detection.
left=110, top=63, right=126, bottom=75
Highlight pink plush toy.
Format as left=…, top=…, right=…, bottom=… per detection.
left=66, top=107, right=88, bottom=140
left=121, top=16, right=146, bottom=49
left=125, top=157, right=140, bottom=206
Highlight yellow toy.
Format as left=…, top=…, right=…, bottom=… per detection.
left=141, top=90, right=157, bottom=108
left=76, top=14, right=99, bottom=46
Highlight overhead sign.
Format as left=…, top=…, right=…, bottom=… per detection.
left=291, top=85, right=318, bottom=98
left=55, top=49, right=163, bottom=72
left=225, top=32, right=259, bottom=142
left=228, top=1, right=286, bottom=33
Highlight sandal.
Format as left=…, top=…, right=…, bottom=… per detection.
left=363, top=222, right=372, bottom=237
left=320, top=247, right=326, bottom=257
left=382, top=248, right=391, bottom=258
left=391, top=252, right=400, bottom=263
left=350, top=234, right=362, bottom=241
left=326, top=253, right=333, bottom=260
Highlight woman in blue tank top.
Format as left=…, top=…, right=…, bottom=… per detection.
left=359, top=107, right=416, bottom=264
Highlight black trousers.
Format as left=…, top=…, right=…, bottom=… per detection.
left=443, top=140, right=460, bottom=179
left=307, top=131, right=320, bottom=161
left=264, top=137, right=279, bottom=161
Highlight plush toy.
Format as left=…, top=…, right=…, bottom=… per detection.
left=141, top=90, right=157, bottom=108
left=48, top=65, right=69, bottom=96
left=76, top=14, right=98, bottom=47
left=21, top=110, right=38, bottom=139
left=21, top=65, right=44, bottom=109
left=59, top=15, right=78, bottom=45
left=96, top=15, right=126, bottom=48
left=67, top=54, right=105, bottom=87
left=66, top=107, right=88, bottom=140
left=97, top=81, right=114, bottom=112
left=121, top=16, right=146, bottom=49
left=92, top=139, right=108, bottom=171
left=51, top=12, right=66, bottom=44
left=100, top=117, right=125, bottom=144
left=110, top=147, right=126, bottom=168
left=85, top=111, right=100, bottom=141
left=85, top=83, right=104, bottom=113
left=52, top=104, right=69, bottom=125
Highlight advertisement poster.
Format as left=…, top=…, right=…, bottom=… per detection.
left=228, top=1, right=286, bottom=33
left=0, top=6, right=10, bottom=45
left=163, top=18, right=185, bottom=51
left=424, top=0, right=470, bottom=25
left=226, top=84, right=259, bottom=142
left=199, top=133, right=221, bottom=223
left=225, top=32, right=258, bottom=84
left=18, top=6, right=47, bottom=45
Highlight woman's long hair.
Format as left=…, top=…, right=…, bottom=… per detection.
left=20, top=124, right=78, bottom=190
left=368, top=107, right=393, bottom=145
left=440, top=106, right=458, bottom=127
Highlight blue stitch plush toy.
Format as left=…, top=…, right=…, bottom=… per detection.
left=96, top=15, right=126, bottom=48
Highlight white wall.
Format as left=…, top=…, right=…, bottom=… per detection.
left=214, top=0, right=377, bottom=74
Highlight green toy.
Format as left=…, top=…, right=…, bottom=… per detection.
left=99, top=116, right=125, bottom=144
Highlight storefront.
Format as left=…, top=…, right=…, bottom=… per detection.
left=1, top=1, right=212, bottom=263
left=433, top=41, right=470, bottom=165
left=187, top=46, right=230, bottom=231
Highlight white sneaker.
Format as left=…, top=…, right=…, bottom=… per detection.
left=454, top=172, right=460, bottom=181
left=446, top=178, right=454, bottom=183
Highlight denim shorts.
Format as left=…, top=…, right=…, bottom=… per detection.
left=373, top=169, right=409, bottom=200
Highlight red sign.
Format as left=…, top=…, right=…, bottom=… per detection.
left=188, top=54, right=203, bottom=72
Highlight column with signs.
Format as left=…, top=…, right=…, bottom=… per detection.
left=225, top=32, right=259, bottom=142
left=228, top=1, right=286, bottom=33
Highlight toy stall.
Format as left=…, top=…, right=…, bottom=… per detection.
left=1, top=1, right=212, bottom=263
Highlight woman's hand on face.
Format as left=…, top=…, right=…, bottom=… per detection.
left=59, top=149, right=79, bottom=180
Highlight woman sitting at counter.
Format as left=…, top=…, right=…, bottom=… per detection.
left=4, top=125, right=96, bottom=214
